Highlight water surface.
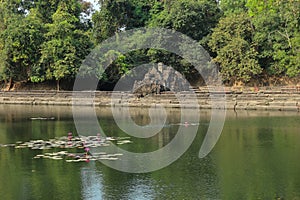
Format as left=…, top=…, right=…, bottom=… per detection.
left=0, top=105, right=300, bottom=199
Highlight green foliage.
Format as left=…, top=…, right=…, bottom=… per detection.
left=209, top=0, right=300, bottom=83
left=92, top=0, right=155, bottom=43
left=248, top=0, right=300, bottom=77
left=144, top=0, right=222, bottom=83
left=0, top=0, right=93, bottom=87
left=92, top=0, right=131, bottom=43
left=35, top=0, right=82, bottom=23
left=39, top=2, right=93, bottom=89
left=209, top=13, right=262, bottom=83
left=1, top=9, right=45, bottom=82
left=219, top=0, right=248, bottom=14
left=0, top=0, right=24, bottom=80
left=100, top=50, right=131, bottom=82
left=127, top=0, right=156, bottom=29
left=148, top=0, right=221, bottom=41
left=0, top=0, right=299, bottom=88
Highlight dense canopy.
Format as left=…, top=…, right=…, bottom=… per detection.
left=0, top=0, right=299, bottom=90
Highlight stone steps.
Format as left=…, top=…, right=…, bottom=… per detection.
left=0, top=89, right=300, bottom=111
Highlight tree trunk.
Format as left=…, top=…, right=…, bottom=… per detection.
left=4, top=77, right=13, bottom=91
left=57, top=79, right=60, bottom=91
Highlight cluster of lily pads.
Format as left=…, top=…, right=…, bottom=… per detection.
left=33, top=151, right=124, bottom=162
left=0, top=133, right=132, bottom=162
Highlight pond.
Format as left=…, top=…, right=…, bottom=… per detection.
left=0, top=105, right=300, bottom=199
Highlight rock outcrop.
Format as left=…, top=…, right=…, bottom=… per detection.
left=132, top=63, right=189, bottom=97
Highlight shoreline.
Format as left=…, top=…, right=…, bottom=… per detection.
left=0, top=87, right=300, bottom=112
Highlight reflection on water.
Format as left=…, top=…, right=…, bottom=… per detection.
left=0, top=105, right=300, bottom=199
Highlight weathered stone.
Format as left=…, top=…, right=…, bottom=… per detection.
left=282, top=106, right=298, bottom=111
left=132, top=64, right=189, bottom=97
left=269, top=102, right=285, bottom=106
left=284, top=101, right=297, bottom=106
left=1, top=87, right=300, bottom=111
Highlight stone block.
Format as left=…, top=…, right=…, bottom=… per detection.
left=268, top=102, right=285, bottom=106
left=284, top=101, right=297, bottom=106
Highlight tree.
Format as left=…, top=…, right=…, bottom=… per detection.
left=0, top=0, right=94, bottom=90
left=92, top=0, right=156, bottom=44
left=91, top=0, right=222, bottom=87
left=3, top=9, right=45, bottom=82
left=0, top=1, right=45, bottom=89
left=146, top=0, right=222, bottom=83
left=148, top=0, right=221, bottom=41
left=0, top=0, right=24, bottom=84
left=209, top=13, right=262, bottom=84
left=126, top=0, right=157, bottom=29
left=39, top=2, right=93, bottom=90
left=247, top=0, right=300, bottom=77
left=34, top=0, right=82, bottom=23
left=92, top=0, right=132, bottom=43
left=219, top=0, right=247, bottom=15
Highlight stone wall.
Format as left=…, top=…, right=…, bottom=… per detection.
left=0, top=87, right=300, bottom=111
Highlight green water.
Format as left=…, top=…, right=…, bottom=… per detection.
left=0, top=105, right=300, bottom=200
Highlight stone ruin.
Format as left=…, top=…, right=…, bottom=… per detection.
left=132, top=63, right=190, bottom=97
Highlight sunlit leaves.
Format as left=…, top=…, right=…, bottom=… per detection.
left=209, top=13, right=262, bottom=83
left=1, top=9, right=45, bottom=81
left=248, top=0, right=300, bottom=77
left=39, top=3, right=93, bottom=89
left=148, top=0, right=221, bottom=41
